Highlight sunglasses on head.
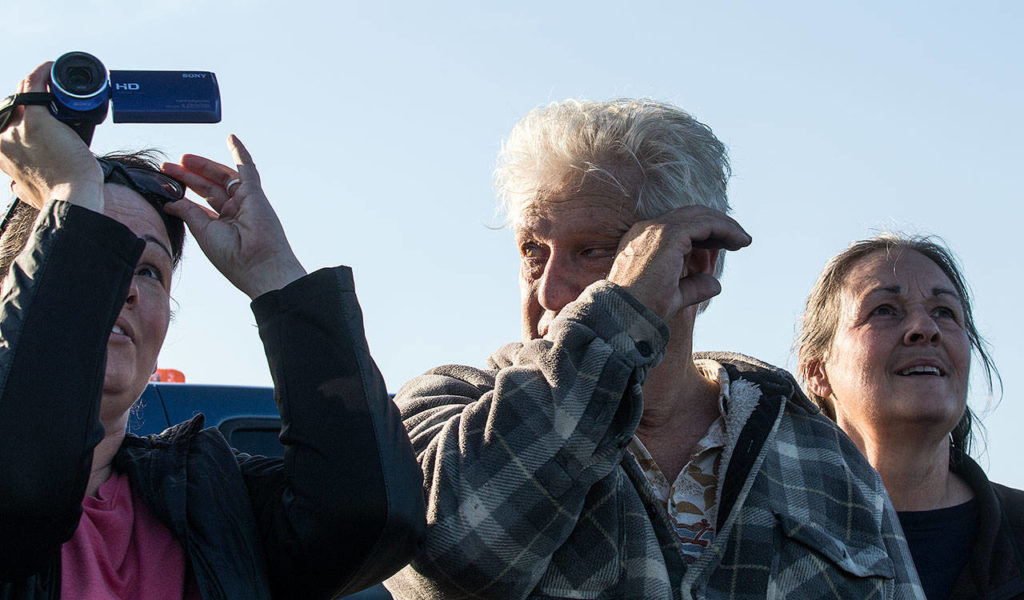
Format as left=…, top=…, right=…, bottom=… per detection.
left=1, top=158, right=186, bottom=237
left=98, top=158, right=185, bottom=206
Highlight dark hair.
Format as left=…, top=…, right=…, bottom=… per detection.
left=0, top=150, right=186, bottom=282
left=796, top=233, right=1002, bottom=463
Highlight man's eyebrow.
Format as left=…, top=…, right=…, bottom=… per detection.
left=600, top=224, right=630, bottom=239
left=141, top=234, right=173, bottom=260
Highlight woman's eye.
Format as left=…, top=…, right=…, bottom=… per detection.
left=136, top=265, right=164, bottom=282
left=870, top=304, right=896, bottom=317
left=932, top=306, right=956, bottom=319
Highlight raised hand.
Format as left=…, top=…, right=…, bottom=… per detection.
left=0, top=62, right=103, bottom=212
left=607, top=206, right=751, bottom=322
left=161, top=135, right=306, bottom=299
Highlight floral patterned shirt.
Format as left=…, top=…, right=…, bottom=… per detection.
left=628, top=359, right=733, bottom=560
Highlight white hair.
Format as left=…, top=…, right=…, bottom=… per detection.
left=495, top=98, right=732, bottom=282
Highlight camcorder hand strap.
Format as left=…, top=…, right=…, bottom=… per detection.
left=0, top=93, right=55, bottom=237
left=0, top=92, right=53, bottom=133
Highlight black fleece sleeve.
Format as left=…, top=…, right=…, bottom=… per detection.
left=238, top=266, right=426, bottom=599
left=0, top=202, right=142, bottom=581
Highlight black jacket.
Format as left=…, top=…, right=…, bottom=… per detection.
left=0, top=202, right=425, bottom=599
left=950, top=455, right=1024, bottom=600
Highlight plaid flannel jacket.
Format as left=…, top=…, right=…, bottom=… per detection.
left=385, top=281, right=924, bottom=599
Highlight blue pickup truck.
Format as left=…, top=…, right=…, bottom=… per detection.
left=129, top=383, right=394, bottom=600
left=129, top=383, right=283, bottom=457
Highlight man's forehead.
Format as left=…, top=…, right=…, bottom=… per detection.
left=515, top=193, right=636, bottom=240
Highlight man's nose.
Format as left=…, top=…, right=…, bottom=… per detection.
left=537, top=252, right=585, bottom=313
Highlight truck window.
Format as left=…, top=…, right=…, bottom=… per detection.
left=219, top=417, right=284, bottom=457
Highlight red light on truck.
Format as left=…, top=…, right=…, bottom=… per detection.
left=150, top=368, right=186, bottom=383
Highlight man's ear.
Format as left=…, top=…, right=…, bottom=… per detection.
left=9, top=179, right=16, bottom=195
left=803, top=355, right=833, bottom=399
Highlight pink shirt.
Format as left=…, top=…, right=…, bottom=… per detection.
left=61, top=470, right=198, bottom=599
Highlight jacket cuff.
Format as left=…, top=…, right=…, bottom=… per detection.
left=249, top=266, right=354, bottom=321
left=552, top=280, right=670, bottom=367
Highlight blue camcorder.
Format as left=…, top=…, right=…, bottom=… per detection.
left=48, top=51, right=221, bottom=145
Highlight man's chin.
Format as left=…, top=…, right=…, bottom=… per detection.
left=521, top=322, right=541, bottom=342
left=534, top=315, right=558, bottom=339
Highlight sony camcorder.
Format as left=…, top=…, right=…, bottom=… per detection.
left=48, top=51, right=221, bottom=145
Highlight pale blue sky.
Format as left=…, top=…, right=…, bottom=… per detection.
left=4, top=1, right=1021, bottom=485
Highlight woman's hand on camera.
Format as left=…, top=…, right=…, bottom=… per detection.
left=161, top=135, right=306, bottom=299
left=0, top=62, right=103, bottom=213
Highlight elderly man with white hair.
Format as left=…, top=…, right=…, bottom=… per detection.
left=385, top=99, right=924, bottom=599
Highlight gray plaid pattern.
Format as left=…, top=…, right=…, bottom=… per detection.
left=385, top=283, right=923, bottom=600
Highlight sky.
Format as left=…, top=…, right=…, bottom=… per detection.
left=2, top=1, right=1021, bottom=486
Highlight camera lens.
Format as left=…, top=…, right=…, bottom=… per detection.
left=51, top=52, right=108, bottom=98
left=64, top=67, right=96, bottom=90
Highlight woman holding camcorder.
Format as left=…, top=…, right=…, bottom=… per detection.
left=0, top=61, right=424, bottom=599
